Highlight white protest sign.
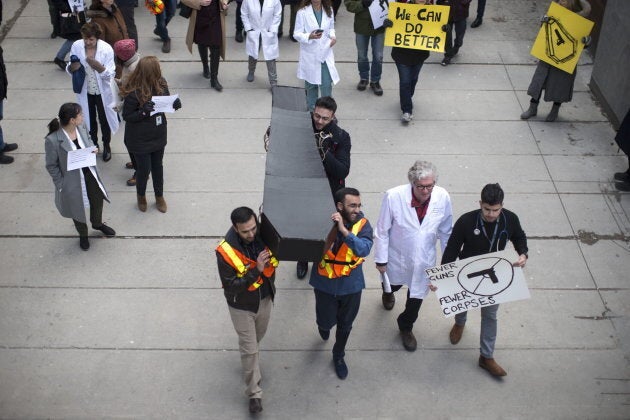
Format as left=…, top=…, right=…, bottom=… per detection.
left=426, top=250, right=530, bottom=318
left=67, top=0, right=85, bottom=12
left=369, top=0, right=391, bottom=30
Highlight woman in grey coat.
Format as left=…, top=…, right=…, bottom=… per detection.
left=45, top=102, right=116, bottom=250
left=520, top=0, right=591, bottom=122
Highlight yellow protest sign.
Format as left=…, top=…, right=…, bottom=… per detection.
left=530, top=1, right=594, bottom=74
left=384, top=4, right=450, bottom=52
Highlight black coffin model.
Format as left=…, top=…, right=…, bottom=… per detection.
left=260, top=86, right=335, bottom=262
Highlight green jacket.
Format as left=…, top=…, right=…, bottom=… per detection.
left=344, top=0, right=385, bottom=36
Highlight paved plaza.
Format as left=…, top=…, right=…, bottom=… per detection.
left=0, top=0, right=628, bottom=418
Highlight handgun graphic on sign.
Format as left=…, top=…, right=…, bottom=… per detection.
left=544, top=16, right=577, bottom=64
left=458, top=257, right=514, bottom=297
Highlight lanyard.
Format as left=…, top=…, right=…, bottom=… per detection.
left=479, top=213, right=499, bottom=253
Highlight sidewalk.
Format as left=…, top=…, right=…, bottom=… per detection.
left=0, top=0, right=628, bottom=418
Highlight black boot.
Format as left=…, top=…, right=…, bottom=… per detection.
left=102, top=142, right=111, bottom=162
left=198, top=45, right=210, bottom=79
left=209, top=47, right=222, bottom=91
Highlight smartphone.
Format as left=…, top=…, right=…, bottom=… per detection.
left=314, top=29, right=324, bottom=34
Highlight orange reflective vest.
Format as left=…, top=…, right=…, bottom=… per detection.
left=216, top=240, right=278, bottom=291
left=317, top=218, right=368, bottom=279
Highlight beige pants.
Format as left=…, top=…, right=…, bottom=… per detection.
left=228, top=296, right=272, bottom=399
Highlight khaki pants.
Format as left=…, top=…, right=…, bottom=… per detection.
left=228, top=297, right=272, bottom=399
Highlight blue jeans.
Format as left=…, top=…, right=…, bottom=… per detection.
left=455, top=304, right=499, bottom=358
left=305, top=63, right=332, bottom=111
left=55, top=39, right=73, bottom=61
left=395, top=61, right=424, bottom=114
left=155, top=0, right=177, bottom=41
left=355, top=32, right=384, bottom=82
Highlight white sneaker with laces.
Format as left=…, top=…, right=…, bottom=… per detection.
left=401, top=112, right=413, bottom=123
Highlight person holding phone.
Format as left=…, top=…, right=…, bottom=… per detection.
left=294, top=0, right=339, bottom=111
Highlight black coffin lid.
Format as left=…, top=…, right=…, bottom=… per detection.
left=261, top=86, right=334, bottom=262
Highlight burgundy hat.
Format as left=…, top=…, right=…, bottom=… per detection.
left=114, top=39, right=136, bottom=61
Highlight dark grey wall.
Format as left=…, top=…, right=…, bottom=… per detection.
left=590, top=0, right=630, bottom=128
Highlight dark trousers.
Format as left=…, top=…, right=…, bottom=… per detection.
left=48, top=0, right=60, bottom=34
left=279, top=3, right=298, bottom=37
left=235, top=1, right=244, bottom=32
left=386, top=284, right=424, bottom=332
left=73, top=171, right=104, bottom=237
left=476, top=0, right=486, bottom=19
left=314, top=289, right=361, bottom=359
left=445, top=19, right=467, bottom=58
left=87, top=94, right=111, bottom=147
left=134, top=148, right=165, bottom=197
left=119, top=5, right=139, bottom=49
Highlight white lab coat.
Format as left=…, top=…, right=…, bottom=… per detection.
left=374, top=184, right=453, bottom=299
left=241, top=0, right=282, bottom=60
left=294, top=5, right=340, bottom=86
left=66, top=39, right=120, bottom=136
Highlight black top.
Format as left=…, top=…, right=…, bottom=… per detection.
left=217, top=227, right=276, bottom=313
left=441, top=208, right=528, bottom=264
left=122, top=82, right=169, bottom=154
left=316, top=120, right=351, bottom=196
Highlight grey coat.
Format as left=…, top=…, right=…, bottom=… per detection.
left=45, top=126, right=110, bottom=223
left=526, top=61, right=577, bottom=104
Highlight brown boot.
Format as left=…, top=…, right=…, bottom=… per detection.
left=479, top=356, right=507, bottom=377
left=449, top=323, right=464, bottom=344
left=400, top=330, right=417, bottom=352
left=137, top=194, right=147, bottom=212
left=382, top=292, right=395, bottom=310
left=156, top=195, right=167, bottom=213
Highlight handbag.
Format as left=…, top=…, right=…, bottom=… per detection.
left=59, top=11, right=86, bottom=40
left=179, top=3, right=193, bottom=19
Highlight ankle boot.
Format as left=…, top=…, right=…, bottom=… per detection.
left=102, top=143, right=112, bottom=162
left=210, top=47, right=222, bottom=91
left=520, top=101, right=538, bottom=120
left=546, top=103, right=561, bottom=122
left=198, top=45, right=210, bottom=79
left=247, top=56, right=256, bottom=82
left=156, top=195, right=167, bottom=213
left=137, top=194, right=147, bottom=212
left=266, top=59, right=277, bottom=87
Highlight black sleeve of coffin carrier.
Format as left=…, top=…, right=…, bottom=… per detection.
left=260, top=86, right=335, bottom=262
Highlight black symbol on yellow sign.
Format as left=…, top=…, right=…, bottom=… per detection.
left=544, top=17, right=577, bottom=64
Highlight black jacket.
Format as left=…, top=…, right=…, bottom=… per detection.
left=317, top=120, right=351, bottom=196
left=441, top=208, right=528, bottom=264
left=216, top=228, right=276, bottom=313
left=122, top=82, right=169, bottom=154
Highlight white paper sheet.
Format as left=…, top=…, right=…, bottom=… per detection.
left=67, top=146, right=97, bottom=171
left=150, top=94, right=179, bottom=116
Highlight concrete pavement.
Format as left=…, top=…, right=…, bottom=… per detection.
left=0, top=0, right=628, bottom=418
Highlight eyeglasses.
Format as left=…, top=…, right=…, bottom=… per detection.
left=413, top=183, right=435, bottom=191
left=313, top=113, right=332, bottom=123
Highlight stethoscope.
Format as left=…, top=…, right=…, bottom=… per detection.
left=474, top=211, right=508, bottom=253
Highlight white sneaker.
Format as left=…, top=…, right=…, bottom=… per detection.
left=401, top=112, right=413, bottom=123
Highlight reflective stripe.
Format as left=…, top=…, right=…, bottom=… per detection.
left=317, top=218, right=367, bottom=279
left=216, top=240, right=277, bottom=291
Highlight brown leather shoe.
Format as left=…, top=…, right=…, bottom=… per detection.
left=137, top=194, right=147, bottom=212
left=479, top=356, right=507, bottom=377
left=400, top=330, right=417, bottom=352
left=382, top=292, right=395, bottom=310
left=248, top=398, right=263, bottom=413
left=449, top=323, right=464, bottom=344
left=156, top=196, right=167, bottom=213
